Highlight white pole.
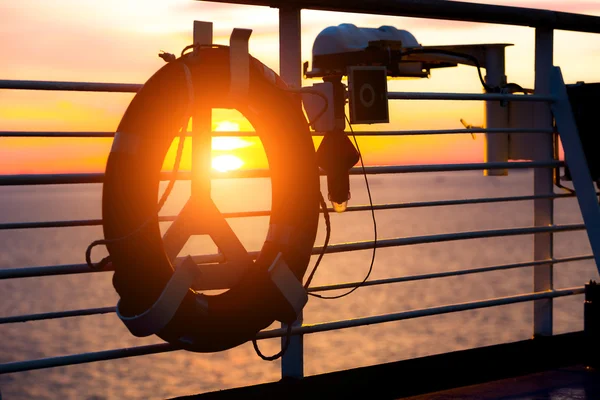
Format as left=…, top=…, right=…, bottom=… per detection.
left=278, top=6, right=304, bottom=379
left=533, top=28, right=554, bottom=337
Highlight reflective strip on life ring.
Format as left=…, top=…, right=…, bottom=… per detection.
left=116, top=256, right=200, bottom=337
left=102, top=46, right=320, bottom=353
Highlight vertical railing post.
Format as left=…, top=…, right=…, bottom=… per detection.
left=584, top=281, right=599, bottom=367
left=192, top=21, right=213, bottom=199
left=533, top=28, right=554, bottom=337
left=484, top=46, right=508, bottom=176
left=278, top=6, right=304, bottom=380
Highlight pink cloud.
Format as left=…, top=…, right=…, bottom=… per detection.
left=517, top=1, right=600, bottom=14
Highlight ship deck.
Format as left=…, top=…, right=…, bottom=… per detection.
left=407, top=366, right=600, bottom=400
left=174, top=331, right=599, bottom=400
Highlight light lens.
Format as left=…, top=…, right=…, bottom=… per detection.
left=331, top=201, right=348, bottom=213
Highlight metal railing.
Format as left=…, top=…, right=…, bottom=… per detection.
left=0, top=286, right=586, bottom=375
left=0, top=160, right=563, bottom=185
left=1, top=0, right=599, bottom=396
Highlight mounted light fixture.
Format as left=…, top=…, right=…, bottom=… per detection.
left=303, top=76, right=360, bottom=213
left=316, top=129, right=360, bottom=212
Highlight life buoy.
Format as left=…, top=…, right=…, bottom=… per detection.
left=102, top=46, right=320, bottom=352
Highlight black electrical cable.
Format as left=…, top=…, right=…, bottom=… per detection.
left=308, top=115, right=377, bottom=300
left=304, top=193, right=332, bottom=289
left=251, top=323, right=293, bottom=362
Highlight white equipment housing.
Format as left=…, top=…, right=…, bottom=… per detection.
left=313, top=23, right=420, bottom=54
left=302, top=23, right=546, bottom=173
left=306, top=23, right=428, bottom=78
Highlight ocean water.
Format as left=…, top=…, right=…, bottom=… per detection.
left=0, top=171, right=598, bottom=399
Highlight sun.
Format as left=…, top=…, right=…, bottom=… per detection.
left=212, top=137, right=251, bottom=151
left=210, top=121, right=248, bottom=172
left=212, top=121, right=252, bottom=151
left=212, top=155, right=244, bottom=172
left=214, top=120, right=240, bottom=132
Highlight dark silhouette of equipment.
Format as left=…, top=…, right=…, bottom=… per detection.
left=585, top=281, right=600, bottom=368
left=564, top=82, right=600, bottom=186
left=310, top=76, right=361, bottom=213
left=348, top=66, right=389, bottom=124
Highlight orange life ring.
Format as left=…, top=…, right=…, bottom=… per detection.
left=102, top=46, right=320, bottom=352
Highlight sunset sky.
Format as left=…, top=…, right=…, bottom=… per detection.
left=1, top=0, right=600, bottom=174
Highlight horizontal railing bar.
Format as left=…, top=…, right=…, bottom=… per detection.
left=328, top=128, right=555, bottom=136
left=329, top=192, right=578, bottom=212
left=318, top=224, right=585, bottom=255
left=259, top=287, right=585, bottom=339
left=0, top=253, right=230, bottom=280
left=0, top=263, right=103, bottom=280
left=207, top=0, right=600, bottom=34
left=0, top=128, right=554, bottom=138
left=0, top=211, right=271, bottom=230
left=0, top=192, right=580, bottom=231
left=0, top=82, right=555, bottom=102
left=0, top=219, right=105, bottom=230
left=0, top=343, right=177, bottom=374
left=0, top=131, right=117, bottom=138
left=0, top=161, right=563, bottom=186
left=0, top=307, right=116, bottom=324
left=0, top=80, right=141, bottom=93
left=0, top=173, right=105, bottom=186
left=388, top=92, right=555, bottom=102
left=0, top=286, right=583, bottom=374
left=0, top=82, right=555, bottom=103
left=2, top=254, right=591, bottom=325
left=0, top=223, right=585, bottom=280
left=308, top=254, right=594, bottom=292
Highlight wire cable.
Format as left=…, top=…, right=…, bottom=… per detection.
left=308, top=115, right=378, bottom=300
left=251, top=324, right=293, bottom=362
left=280, top=87, right=329, bottom=130
left=304, top=193, right=332, bottom=289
